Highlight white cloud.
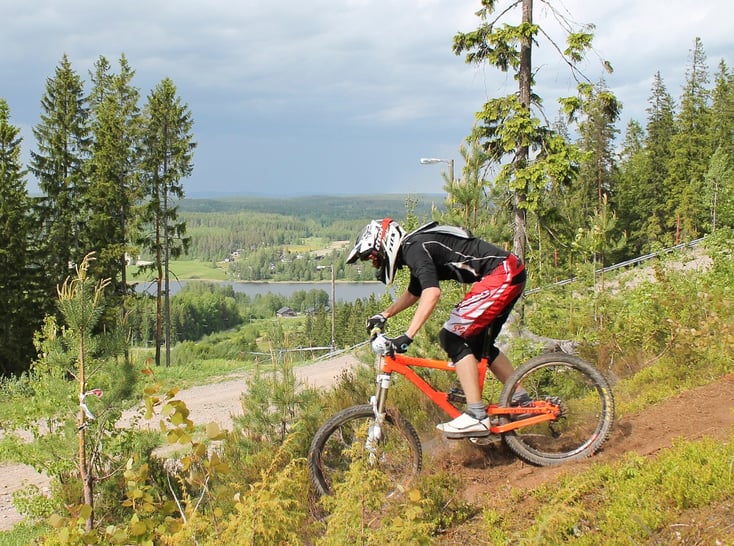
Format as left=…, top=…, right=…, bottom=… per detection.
left=2, top=0, right=732, bottom=196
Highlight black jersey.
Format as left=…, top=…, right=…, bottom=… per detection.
left=400, top=229, right=510, bottom=297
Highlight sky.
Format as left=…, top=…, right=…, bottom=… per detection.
left=1, top=1, right=731, bottom=198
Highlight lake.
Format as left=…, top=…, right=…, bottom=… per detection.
left=134, top=280, right=390, bottom=303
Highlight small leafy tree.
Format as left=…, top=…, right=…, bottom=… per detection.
left=318, top=442, right=433, bottom=545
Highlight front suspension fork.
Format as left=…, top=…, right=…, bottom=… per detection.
left=366, top=373, right=392, bottom=455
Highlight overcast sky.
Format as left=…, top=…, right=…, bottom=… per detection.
left=2, top=1, right=731, bottom=197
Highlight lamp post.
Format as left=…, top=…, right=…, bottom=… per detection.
left=316, top=264, right=336, bottom=350
left=419, top=157, right=454, bottom=183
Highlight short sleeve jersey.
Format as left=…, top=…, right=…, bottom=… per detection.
left=400, top=231, right=510, bottom=297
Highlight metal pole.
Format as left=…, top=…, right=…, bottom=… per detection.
left=330, top=265, right=336, bottom=350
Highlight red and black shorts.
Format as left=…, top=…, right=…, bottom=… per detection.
left=443, top=253, right=526, bottom=360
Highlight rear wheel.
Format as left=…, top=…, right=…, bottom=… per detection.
left=308, top=404, right=422, bottom=497
left=499, top=353, right=614, bottom=466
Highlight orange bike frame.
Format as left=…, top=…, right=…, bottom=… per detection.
left=380, top=353, right=559, bottom=434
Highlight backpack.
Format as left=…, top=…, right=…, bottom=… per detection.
left=404, top=221, right=473, bottom=241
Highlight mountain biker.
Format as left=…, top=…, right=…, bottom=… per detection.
left=346, top=218, right=530, bottom=438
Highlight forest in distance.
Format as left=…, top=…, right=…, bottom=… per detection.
left=177, top=193, right=442, bottom=218
left=176, top=193, right=441, bottom=280
left=2, top=29, right=732, bottom=378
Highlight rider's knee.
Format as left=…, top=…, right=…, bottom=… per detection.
left=486, top=345, right=500, bottom=365
left=439, top=328, right=474, bottom=363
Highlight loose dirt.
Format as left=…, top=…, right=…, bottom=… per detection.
left=2, top=357, right=733, bottom=534
left=440, top=373, right=734, bottom=502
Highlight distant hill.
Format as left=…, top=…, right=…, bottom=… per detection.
left=179, top=193, right=444, bottom=220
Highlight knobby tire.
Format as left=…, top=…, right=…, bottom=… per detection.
left=499, top=352, right=615, bottom=466
left=308, top=404, right=422, bottom=497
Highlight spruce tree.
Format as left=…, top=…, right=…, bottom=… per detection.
left=574, top=82, right=621, bottom=218
left=666, top=37, right=712, bottom=241
left=643, top=72, right=677, bottom=248
left=616, top=120, right=650, bottom=255
left=706, top=61, right=734, bottom=230
left=704, top=146, right=734, bottom=230
left=0, top=100, right=42, bottom=376
left=709, top=60, right=734, bottom=157
left=30, top=54, right=92, bottom=291
left=137, top=78, right=195, bottom=366
left=86, top=54, right=142, bottom=302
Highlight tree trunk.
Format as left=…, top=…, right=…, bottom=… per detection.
left=513, top=0, right=533, bottom=262
left=77, top=333, right=94, bottom=531
left=164, top=187, right=172, bottom=367
left=155, top=219, right=163, bottom=367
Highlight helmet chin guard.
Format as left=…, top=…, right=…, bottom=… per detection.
left=346, top=218, right=405, bottom=285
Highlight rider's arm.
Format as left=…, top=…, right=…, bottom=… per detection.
left=405, top=286, right=440, bottom=339
left=382, top=290, right=419, bottom=319
left=381, top=286, right=440, bottom=339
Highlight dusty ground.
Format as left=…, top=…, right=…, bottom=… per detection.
left=441, top=373, right=734, bottom=501
left=2, top=358, right=733, bottom=535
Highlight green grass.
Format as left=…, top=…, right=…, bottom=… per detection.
left=139, top=357, right=252, bottom=391
left=0, top=522, right=48, bottom=545
left=126, top=259, right=230, bottom=281
left=480, top=434, right=734, bottom=545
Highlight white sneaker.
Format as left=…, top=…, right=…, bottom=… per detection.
left=436, top=413, right=490, bottom=438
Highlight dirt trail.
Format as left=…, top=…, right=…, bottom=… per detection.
left=441, top=373, right=734, bottom=504
left=2, top=360, right=733, bottom=533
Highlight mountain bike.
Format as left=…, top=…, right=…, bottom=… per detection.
left=308, top=331, right=615, bottom=496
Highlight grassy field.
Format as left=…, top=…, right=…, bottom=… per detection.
left=127, top=259, right=230, bottom=282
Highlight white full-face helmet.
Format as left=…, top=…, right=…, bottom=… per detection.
left=346, top=218, right=405, bottom=284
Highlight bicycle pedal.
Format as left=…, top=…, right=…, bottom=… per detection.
left=469, top=436, right=494, bottom=445
left=447, top=387, right=466, bottom=404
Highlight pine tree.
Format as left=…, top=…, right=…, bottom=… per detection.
left=439, top=137, right=494, bottom=235
left=452, top=0, right=608, bottom=264
left=29, top=54, right=92, bottom=290
left=0, top=100, right=43, bottom=376
left=137, top=78, right=195, bottom=366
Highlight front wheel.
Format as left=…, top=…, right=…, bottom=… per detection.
left=308, top=404, right=422, bottom=497
left=499, top=352, right=615, bottom=466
